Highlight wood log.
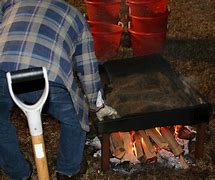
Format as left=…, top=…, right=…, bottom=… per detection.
left=138, top=130, right=154, bottom=152
left=160, top=127, right=184, bottom=156
left=132, top=133, right=144, bottom=159
left=177, top=126, right=196, bottom=140
left=120, top=132, right=139, bottom=163
left=160, top=127, right=189, bottom=169
left=110, top=134, right=115, bottom=153
left=110, top=132, right=125, bottom=159
left=138, top=130, right=157, bottom=163
left=145, top=128, right=169, bottom=149
left=179, top=154, right=189, bottom=169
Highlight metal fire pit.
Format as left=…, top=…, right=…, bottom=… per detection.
left=95, top=55, right=212, bottom=172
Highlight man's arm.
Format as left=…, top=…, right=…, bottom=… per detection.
left=71, top=12, right=119, bottom=120
left=73, top=20, right=103, bottom=111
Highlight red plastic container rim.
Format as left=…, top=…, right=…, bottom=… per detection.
left=84, top=0, right=121, bottom=5
left=129, top=0, right=158, bottom=5
left=129, top=11, right=168, bottom=20
left=88, top=21, right=124, bottom=35
left=128, top=27, right=166, bottom=35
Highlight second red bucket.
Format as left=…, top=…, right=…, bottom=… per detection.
left=88, top=21, right=123, bottom=61
left=129, top=0, right=167, bottom=17
left=84, top=0, right=121, bottom=24
left=128, top=27, right=166, bottom=56
left=129, top=12, right=168, bottom=32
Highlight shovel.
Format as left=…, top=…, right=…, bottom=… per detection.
left=6, top=67, right=50, bottom=180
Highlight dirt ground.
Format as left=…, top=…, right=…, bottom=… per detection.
left=0, top=0, right=214, bottom=179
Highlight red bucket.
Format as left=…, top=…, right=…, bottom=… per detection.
left=128, top=27, right=166, bottom=56
left=129, top=0, right=167, bottom=17
left=88, top=21, right=123, bottom=61
left=129, top=12, right=168, bottom=32
left=84, top=0, right=121, bottom=24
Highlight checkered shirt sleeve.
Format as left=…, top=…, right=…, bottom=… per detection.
left=72, top=19, right=102, bottom=111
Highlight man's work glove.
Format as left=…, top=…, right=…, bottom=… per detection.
left=96, top=104, right=119, bottom=121
left=95, top=91, right=119, bottom=121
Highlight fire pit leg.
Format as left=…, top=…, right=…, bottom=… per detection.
left=195, top=123, right=207, bottom=159
left=101, top=133, right=110, bottom=172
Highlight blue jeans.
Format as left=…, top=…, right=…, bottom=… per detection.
left=0, top=71, right=86, bottom=179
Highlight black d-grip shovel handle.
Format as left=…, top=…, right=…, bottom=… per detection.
left=10, top=67, right=44, bottom=84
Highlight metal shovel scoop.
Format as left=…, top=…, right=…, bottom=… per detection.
left=6, top=67, right=50, bottom=180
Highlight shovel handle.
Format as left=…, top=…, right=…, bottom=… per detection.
left=32, top=134, right=50, bottom=180
left=10, top=67, right=44, bottom=84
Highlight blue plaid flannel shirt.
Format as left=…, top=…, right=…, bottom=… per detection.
left=0, top=0, right=102, bottom=132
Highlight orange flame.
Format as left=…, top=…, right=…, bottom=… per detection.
left=130, top=131, right=136, bottom=137
left=155, top=127, right=162, bottom=136
left=132, top=141, right=137, bottom=157
left=130, top=131, right=137, bottom=157
left=174, top=125, right=182, bottom=135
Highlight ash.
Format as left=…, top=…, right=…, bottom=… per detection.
left=157, top=149, right=194, bottom=170
left=111, top=161, right=144, bottom=176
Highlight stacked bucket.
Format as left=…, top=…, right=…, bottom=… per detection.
left=84, top=0, right=123, bottom=61
left=127, top=0, right=168, bottom=56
